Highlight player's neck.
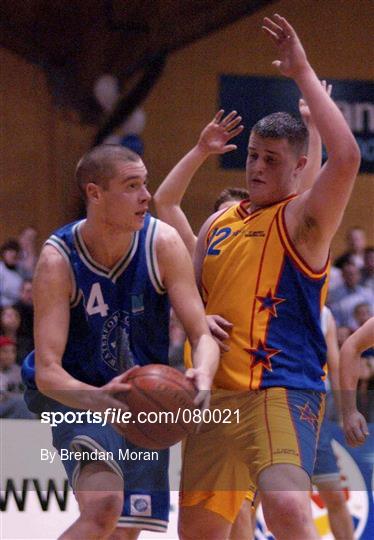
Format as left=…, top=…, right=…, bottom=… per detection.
left=79, top=219, right=134, bottom=269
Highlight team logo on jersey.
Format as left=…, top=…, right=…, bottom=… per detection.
left=130, top=494, right=152, bottom=516
left=131, top=294, right=144, bottom=315
left=102, top=310, right=135, bottom=371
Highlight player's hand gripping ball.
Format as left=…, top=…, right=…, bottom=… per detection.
left=115, top=364, right=198, bottom=449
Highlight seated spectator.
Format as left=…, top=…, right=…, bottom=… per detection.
left=336, top=325, right=352, bottom=348
left=0, top=240, right=22, bottom=307
left=353, top=302, right=373, bottom=330
left=0, top=305, right=28, bottom=365
left=334, top=226, right=367, bottom=269
left=328, top=261, right=374, bottom=328
left=17, top=226, right=38, bottom=279
left=13, top=279, right=34, bottom=353
left=361, top=247, right=374, bottom=293
left=0, top=336, right=34, bottom=418
left=328, top=264, right=343, bottom=293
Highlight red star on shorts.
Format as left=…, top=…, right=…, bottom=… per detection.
left=256, top=289, right=285, bottom=317
left=297, top=402, right=318, bottom=429
left=245, top=340, right=281, bottom=371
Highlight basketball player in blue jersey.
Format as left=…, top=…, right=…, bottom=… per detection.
left=22, top=145, right=219, bottom=540
left=178, top=15, right=361, bottom=540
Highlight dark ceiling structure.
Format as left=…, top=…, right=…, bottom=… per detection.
left=0, top=0, right=274, bottom=143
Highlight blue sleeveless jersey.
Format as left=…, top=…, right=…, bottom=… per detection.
left=23, top=214, right=170, bottom=397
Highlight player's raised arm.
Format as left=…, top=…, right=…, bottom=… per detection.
left=263, top=15, right=360, bottom=263
left=298, top=81, right=332, bottom=193
left=156, top=222, right=219, bottom=393
left=340, top=317, right=374, bottom=446
left=154, top=110, right=243, bottom=256
left=34, top=245, right=130, bottom=413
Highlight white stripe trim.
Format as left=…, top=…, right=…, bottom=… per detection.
left=69, top=435, right=123, bottom=491
left=145, top=218, right=165, bottom=294
left=111, top=232, right=139, bottom=283
left=312, top=472, right=340, bottom=483
left=117, top=516, right=168, bottom=532
left=74, top=223, right=109, bottom=277
left=45, top=238, right=77, bottom=304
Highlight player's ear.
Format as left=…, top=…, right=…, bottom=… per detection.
left=86, top=182, right=101, bottom=204
left=295, top=155, right=307, bottom=172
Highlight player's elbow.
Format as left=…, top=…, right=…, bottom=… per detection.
left=337, top=139, right=361, bottom=174
left=35, top=368, right=56, bottom=395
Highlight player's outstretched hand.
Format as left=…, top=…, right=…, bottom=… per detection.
left=197, top=110, right=244, bottom=156
left=299, top=80, right=332, bottom=126
left=262, top=14, right=308, bottom=78
left=207, top=314, right=233, bottom=353
left=343, top=409, right=369, bottom=447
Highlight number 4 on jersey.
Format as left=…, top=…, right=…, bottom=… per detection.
left=86, top=283, right=109, bottom=317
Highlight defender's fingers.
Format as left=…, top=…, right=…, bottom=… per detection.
left=225, top=115, right=242, bottom=131
left=273, top=14, right=296, bottom=38
left=221, top=110, right=238, bottom=126
left=227, top=126, right=244, bottom=138
left=213, top=110, right=225, bottom=123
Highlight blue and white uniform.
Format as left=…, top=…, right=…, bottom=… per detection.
left=312, top=306, right=340, bottom=483
left=22, top=214, right=171, bottom=532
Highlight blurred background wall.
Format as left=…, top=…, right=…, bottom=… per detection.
left=0, top=0, right=373, bottom=255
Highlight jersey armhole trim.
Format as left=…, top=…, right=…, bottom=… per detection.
left=45, top=237, right=79, bottom=305
left=277, top=205, right=330, bottom=280
left=146, top=218, right=166, bottom=294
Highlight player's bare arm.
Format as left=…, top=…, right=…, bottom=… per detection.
left=193, top=211, right=233, bottom=352
left=340, top=317, right=373, bottom=446
left=263, top=15, right=360, bottom=269
left=154, top=110, right=243, bottom=256
left=34, top=245, right=131, bottom=413
left=325, top=309, right=342, bottom=416
left=156, top=222, right=219, bottom=390
left=298, top=81, right=332, bottom=193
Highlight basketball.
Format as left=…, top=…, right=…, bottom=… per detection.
left=115, top=364, right=198, bottom=449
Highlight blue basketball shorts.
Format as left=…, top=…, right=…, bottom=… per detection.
left=51, top=403, right=170, bottom=533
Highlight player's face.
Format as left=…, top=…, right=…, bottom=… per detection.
left=246, top=134, right=304, bottom=208
left=101, top=159, right=151, bottom=231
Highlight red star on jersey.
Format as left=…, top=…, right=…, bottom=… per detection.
left=256, top=289, right=285, bottom=317
left=297, top=402, right=318, bottom=429
left=245, top=340, right=281, bottom=371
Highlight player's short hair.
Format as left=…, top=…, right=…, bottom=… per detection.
left=251, top=112, right=308, bottom=156
left=76, top=144, right=141, bottom=200
left=213, top=187, right=249, bottom=212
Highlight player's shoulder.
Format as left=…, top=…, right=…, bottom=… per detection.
left=155, top=219, right=184, bottom=246
left=35, top=244, right=71, bottom=282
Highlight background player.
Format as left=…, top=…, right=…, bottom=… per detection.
left=178, top=14, right=360, bottom=540
left=22, top=145, right=219, bottom=540
left=340, top=316, right=373, bottom=447
left=312, top=306, right=354, bottom=540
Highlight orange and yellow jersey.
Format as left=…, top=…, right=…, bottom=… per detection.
left=202, top=196, right=329, bottom=392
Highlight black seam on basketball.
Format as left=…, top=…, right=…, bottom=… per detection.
left=132, top=377, right=195, bottom=412
left=128, top=372, right=196, bottom=399
left=129, top=381, right=193, bottom=436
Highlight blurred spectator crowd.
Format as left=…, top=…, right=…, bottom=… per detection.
left=0, top=227, right=37, bottom=419
left=1, top=225, right=373, bottom=421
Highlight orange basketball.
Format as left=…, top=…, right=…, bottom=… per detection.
left=116, top=364, right=198, bottom=449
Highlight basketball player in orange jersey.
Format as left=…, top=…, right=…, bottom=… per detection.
left=155, top=83, right=332, bottom=540
left=178, top=14, right=361, bottom=540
